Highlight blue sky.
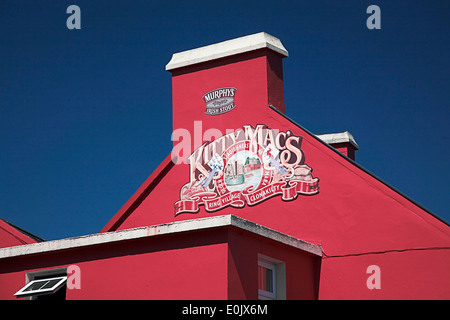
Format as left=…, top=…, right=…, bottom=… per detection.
left=1, top=1, right=449, bottom=240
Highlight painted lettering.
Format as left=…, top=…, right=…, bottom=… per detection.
left=174, top=124, right=320, bottom=215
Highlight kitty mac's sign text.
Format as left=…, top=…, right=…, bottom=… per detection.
left=174, top=124, right=319, bottom=215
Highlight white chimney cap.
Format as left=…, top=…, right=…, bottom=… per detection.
left=316, top=131, right=359, bottom=150
left=166, top=32, right=288, bottom=71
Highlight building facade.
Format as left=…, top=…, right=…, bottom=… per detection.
left=1, top=32, right=449, bottom=300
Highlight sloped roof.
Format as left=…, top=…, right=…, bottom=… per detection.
left=269, top=106, right=447, bottom=226
left=0, top=218, right=44, bottom=248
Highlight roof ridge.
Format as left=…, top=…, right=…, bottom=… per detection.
left=267, top=105, right=449, bottom=227
left=0, top=218, right=45, bottom=243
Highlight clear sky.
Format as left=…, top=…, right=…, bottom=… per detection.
left=1, top=1, right=449, bottom=240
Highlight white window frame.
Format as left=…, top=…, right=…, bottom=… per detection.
left=258, top=254, right=286, bottom=300
left=14, top=276, right=67, bottom=298
left=14, top=267, right=67, bottom=299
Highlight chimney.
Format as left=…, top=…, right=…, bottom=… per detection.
left=316, top=131, right=359, bottom=161
left=166, top=32, right=288, bottom=148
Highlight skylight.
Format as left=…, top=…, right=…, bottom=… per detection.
left=14, top=276, right=67, bottom=298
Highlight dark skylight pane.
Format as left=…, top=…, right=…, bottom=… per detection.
left=23, top=280, right=49, bottom=292
left=41, top=279, right=62, bottom=289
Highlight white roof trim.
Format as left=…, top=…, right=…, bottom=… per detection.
left=0, top=215, right=322, bottom=259
left=316, top=131, right=359, bottom=150
left=166, top=32, right=289, bottom=71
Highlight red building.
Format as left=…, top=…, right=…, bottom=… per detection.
left=1, top=32, right=449, bottom=300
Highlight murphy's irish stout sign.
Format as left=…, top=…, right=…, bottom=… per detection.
left=174, top=124, right=319, bottom=215
left=203, top=87, right=237, bottom=115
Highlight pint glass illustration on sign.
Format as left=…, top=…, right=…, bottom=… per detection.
left=174, top=124, right=320, bottom=215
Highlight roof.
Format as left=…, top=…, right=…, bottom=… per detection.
left=268, top=105, right=448, bottom=226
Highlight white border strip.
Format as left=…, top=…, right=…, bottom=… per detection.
left=0, top=215, right=322, bottom=259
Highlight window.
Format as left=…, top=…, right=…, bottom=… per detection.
left=14, top=268, right=67, bottom=300
left=14, top=277, right=66, bottom=298
left=258, top=260, right=277, bottom=299
left=258, top=254, right=286, bottom=300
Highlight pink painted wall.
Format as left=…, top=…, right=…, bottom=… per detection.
left=0, top=227, right=318, bottom=300
left=68, top=243, right=228, bottom=300
left=319, top=248, right=450, bottom=299
left=0, top=229, right=229, bottom=300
